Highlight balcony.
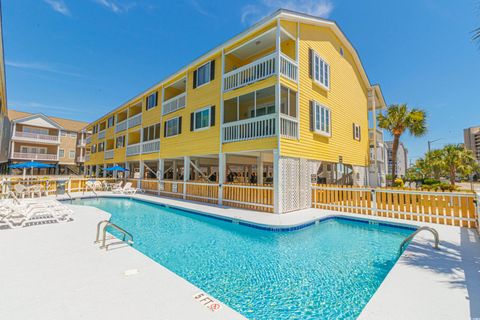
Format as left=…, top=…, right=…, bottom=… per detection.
left=222, top=114, right=276, bottom=143
left=77, top=156, right=85, bottom=162
left=162, top=93, right=186, bottom=115
left=280, top=115, right=299, bottom=139
left=98, top=130, right=106, bottom=140
left=13, top=131, right=60, bottom=144
left=104, top=149, right=114, bottom=160
left=115, top=120, right=127, bottom=133
left=77, top=139, right=86, bottom=147
left=12, top=152, right=58, bottom=161
left=86, top=136, right=92, bottom=144
left=85, top=154, right=91, bottom=162
left=127, top=114, right=142, bottom=129
left=126, top=143, right=141, bottom=156
left=369, top=128, right=384, bottom=143
left=142, top=139, right=160, bottom=154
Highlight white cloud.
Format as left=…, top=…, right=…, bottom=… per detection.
left=6, top=61, right=85, bottom=78
left=92, top=0, right=136, bottom=14
left=191, top=0, right=214, bottom=17
left=10, top=101, right=98, bottom=117
left=44, top=0, right=70, bottom=16
left=241, top=0, right=333, bottom=25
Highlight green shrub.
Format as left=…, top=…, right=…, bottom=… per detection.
left=394, top=177, right=404, bottom=188
left=423, top=178, right=440, bottom=185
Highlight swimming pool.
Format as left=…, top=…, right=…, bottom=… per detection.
left=72, top=197, right=414, bottom=320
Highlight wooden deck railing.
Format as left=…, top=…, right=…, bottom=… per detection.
left=312, top=184, right=478, bottom=228
left=223, top=183, right=274, bottom=213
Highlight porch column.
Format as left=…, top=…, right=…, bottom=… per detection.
left=125, top=162, right=130, bottom=180
left=95, top=165, right=99, bottom=178
left=158, top=159, right=164, bottom=180
left=183, top=156, right=190, bottom=199
left=103, top=164, right=107, bottom=178
left=273, top=149, right=280, bottom=214
left=138, top=160, right=144, bottom=185
left=218, top=153, right=226, bottom=206
left=173, top=160, right=178, bottom=180
left=257, top=155, right=264, bottom=185
left=113, top=163, right=118, bottom=179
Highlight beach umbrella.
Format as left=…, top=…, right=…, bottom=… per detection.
left=9, top=161, right=55, bottom=179
left=104, top=165, right=129, bottom=172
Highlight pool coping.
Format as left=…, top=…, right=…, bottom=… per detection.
left=59, top=191, right=480, bottom=319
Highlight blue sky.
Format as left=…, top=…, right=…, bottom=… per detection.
left=3, top=0, right=480, bottom=161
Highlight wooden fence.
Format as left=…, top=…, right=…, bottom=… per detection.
left=312, top=184, right=478, bottom=228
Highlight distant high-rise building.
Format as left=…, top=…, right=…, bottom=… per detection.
left=464, top=126, right=480, bottom=162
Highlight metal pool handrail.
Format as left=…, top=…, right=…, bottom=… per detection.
left=399, top=226, right=440, bottom=253
left=95, top=220, right=134, bottom=250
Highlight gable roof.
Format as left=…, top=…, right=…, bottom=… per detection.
left=8, top=110, right=88, bottom=132
left=88, top=8, right=380, bottom=126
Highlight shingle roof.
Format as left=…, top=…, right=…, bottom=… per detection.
left=8, top=110, right=88, bottom=132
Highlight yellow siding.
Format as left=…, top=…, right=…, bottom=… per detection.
left=280, top=23, right=369, bottom=167
left=222, top=137, right=277, bottom=154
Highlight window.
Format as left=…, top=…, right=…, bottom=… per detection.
left=164, top=117, right=181, bottom=137
left=194, top=60, right=214, bottom=88
left=311, top=101, right=331, bottom=136
left=339, top=47, right=344, bottom=57
left=69, top=132, right=77, bottom=138
left=143, top=123, right=161, bottom=141
left=280, top=86, right=297, bottom=118
left=21, top=146, right=46, bottom=154
left=107, top=116, right=115, bottom=128
left=59, top=149, right=65, bottom=157
left=146, top=92, right=158, bottom=110
left=116, top=136, right=125, bottom=148
left=223, top=86, right=275, bottom=123
left=98, top=142, right=105, bottom=152
left=60, top=131, right=67, bottom=137
left=23, top=126, right=49, bottom=135
left=92, top=125, right=97, bottom=134
left=69, top=150, right=75, bottom=159
left=191, top=107, right=214, bottom=131
left=91, top=144, right=97, bottom=153
left=353, top=123, right=361, bottom=141
left=310, top=49, right=330, bottom=89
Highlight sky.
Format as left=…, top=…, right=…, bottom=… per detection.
left=3, top=0, right=480, bottom=162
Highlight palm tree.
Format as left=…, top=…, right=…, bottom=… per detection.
left=441, top=144, right=477, bottom=185
left=377, top=104, right=427, bottom=183
left=424, top=149, right=443, bottom=180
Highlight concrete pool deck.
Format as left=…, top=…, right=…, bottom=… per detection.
left=0, top=191, right=479, bottom=319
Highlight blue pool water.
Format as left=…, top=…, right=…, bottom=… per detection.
left=73, top=197, right=413, bottom=320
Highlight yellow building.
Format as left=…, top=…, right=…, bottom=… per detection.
left=85, top=9, right=386, bottom=213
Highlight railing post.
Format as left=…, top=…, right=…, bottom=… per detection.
left=475, top=192, right=480, bottom=233
left=371, top=188, right=377, bottom=216
left=183, top=156, right=190, bottom=200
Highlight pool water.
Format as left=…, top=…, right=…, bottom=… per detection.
left=73, top=197, right=413, bottom=320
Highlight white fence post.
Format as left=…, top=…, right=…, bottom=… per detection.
left=371, top=189, right=377, bottom=216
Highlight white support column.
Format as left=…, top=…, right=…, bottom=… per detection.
left=125, top=162, right=130, bottom=179
left=218, top=153, right=226, bottom=206
left=273, top=149, right=280, bottom=214
left=139, top=160, right=144, bottom=184
left=158, top=159, right=164, bottom=180
left=103, top=164, right=107, bottom=178
left=95, top=165, right=99, bottom=178
left=173, top=160, right=178, bottom=180
left=257, top=154, right=264, bottom=185
left=183, top=156, right=190, bottom=199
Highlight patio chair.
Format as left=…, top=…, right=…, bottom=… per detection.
left=1, top=200, right=73, bottom=228
left=122, top=182, right=140, bottom=195
left=112, top=181, right=124, bottom=193
left=13, top=184, right=27, bottom=199
left=30, top=185, right=44, bottom=198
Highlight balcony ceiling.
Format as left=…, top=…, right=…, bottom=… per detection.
left=230, top=28, right=290, bottom=60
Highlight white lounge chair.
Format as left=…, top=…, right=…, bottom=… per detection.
left=117, top=182, right=140, bottom=195
left=112, top=181, right=124, bottom=193
left=13, top=184, right=27, bottom=199
left=0, top=200, right=73, bottom=229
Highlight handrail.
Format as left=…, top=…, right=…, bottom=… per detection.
left=95, top=220, right=134, bottom=250
left=399, top=226, right=440, bottom=253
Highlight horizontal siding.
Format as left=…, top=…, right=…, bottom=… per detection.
left=280, top=23, right=369, bottom=167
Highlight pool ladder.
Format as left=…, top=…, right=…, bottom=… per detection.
left=95, top=220, right=134, bottom=250
left=399, top=226, right=440, bottom=253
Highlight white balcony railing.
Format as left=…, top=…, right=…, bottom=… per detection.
left=141, top=139, right=160, bottom=154
left=77, top=156, right=85, bottom=162
left=224, top=53, right=276, bottom=92
left=115, top=119, right=127, bottom=133
left=12, top=152, right=58, bottom=161
left=222, top=114, right=276, bottom=143
left=13, top=131, right=60, bottom=143
left=280, top=54, right=298, bottom=82
left=126, top=143, right=141, bottom=156
left=98, top=130, right=106, bottom=139
left=280, top=115, right=299, bottom=139
left=86, top=136, right=92, bottom=144
left=127, top=114, right=142, bottom=129
left=369, top=128, right=384, bottom=143
left=85, top=154, right=91, bottom=162
left=162, top=93, right=186, bottom=115
left=104, top=149, right=114, bottom=159
left=77, top=139, right=86, bottom=147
